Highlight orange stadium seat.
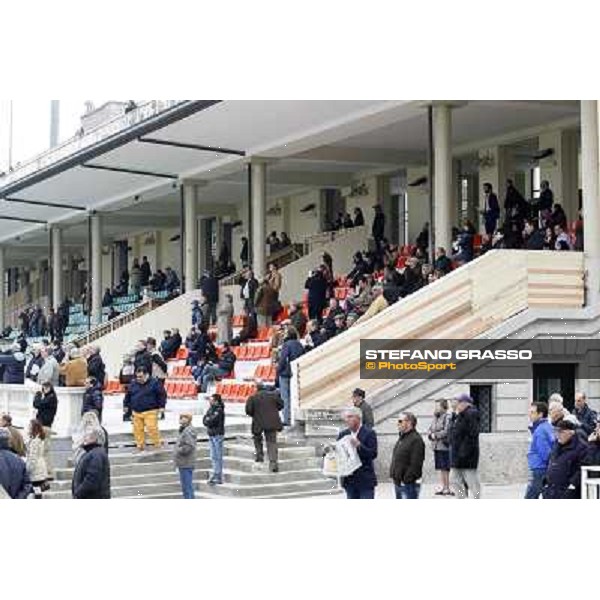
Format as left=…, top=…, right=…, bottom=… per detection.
left=176, top=347, right=188, bottom=360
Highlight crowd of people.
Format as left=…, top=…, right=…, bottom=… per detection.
left=333, top=388, right=600, bottom=500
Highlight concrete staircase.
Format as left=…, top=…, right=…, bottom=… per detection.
left=45, top=427, right=340, bottom=500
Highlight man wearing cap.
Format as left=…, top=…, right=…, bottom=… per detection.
left=449, top=393, right=481, bottom=499
left=542, top=419, right=588, bottom=499
left=174, top=412, right=197, bottom=499
left=352, top=388, right=374, bottom=429
left=337, top=407, right=378, bottom=499
left=0, top=428, right=32, bottom=499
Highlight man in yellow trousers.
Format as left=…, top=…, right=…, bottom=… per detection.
left=123, top=366, right=167, bottom=452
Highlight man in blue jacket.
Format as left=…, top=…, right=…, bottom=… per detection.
left=525, top=401, right=555, bottom=499
left=337, top=407, right=378, bottom=499
left=123, top=366, right=167, bottom=452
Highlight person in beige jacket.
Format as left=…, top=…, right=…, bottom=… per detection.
left=59, top=347, right=88, bottom=387
left=26, top=419, right=49, bottom=498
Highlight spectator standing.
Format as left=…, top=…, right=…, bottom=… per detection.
left=25, top=345, right=44, bottom=383
left=389, top=412, right=425, bottom=499
left=33, top=381, right=58, bottom=480
left=200, top=270, right=219, bottom=325
left=542, top=419, right=587, bottom=499
left=217, top=294, right=234, bottom=345
left=81, top=376, right=104, bottom=421
left=305, top=267, right=328, bottom=322
left=38, top=346, right=60, bottom=387
left=0, top=414, right=26, bottom=457
left=482, top=182, right=500, bottom=235
left=337, top=407, right=378, bottom=499
left=203, top=393, right=225, bottom=485
left=277, top=329, right=304, bottom=426
left=574, top=391, right=598, bottom=436
left=0, top=428, right=32, bottom=499
left=26, top=419, right=49, bottom=498
left=240, top=236, right=249, bottom=266
left=427, top=399, right=452, bottom=495
left=86, top=346, right=106, bottom=389
left=266, top=263, right=282, bottom=301
left=255, top=279, right=278, bottom=328
left=173, top=412, right=197, bottom=499
left=71, top=429, right=111, bottom=499
left=525, top=401, right=555, bottom=499
left=239, top=267, right=259, bottom=312
left=245, top=382, right=284, bottom=472
left=351, top=388, right=374, bottom=429
left=372, top=204, right=386, bottom=249
left=140, top=256, right=152, bottom=287
left=449, top=393, right=481, bottom=499
left=147, top=337, right=168, bottom=389
left=123, top=367, right=166, bottom=452
left=130, top=258, right=143, bottom=296
left=102, top=288, right=113, bottom=308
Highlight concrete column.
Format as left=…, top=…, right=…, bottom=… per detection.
left=184, top=184, right=198, bottom=290
left=581, top=101, right=600, bottom=306
left=251, top=161, right=267, bottom=277
left=51, top=227, right=63, bottom=309
left=214, top=216, right=223, bottom=263
left=433, top=104, right=453, bottom=251
left=0, top=246, right=5, bottom=331
left=90, top=213, right=103, bottom=325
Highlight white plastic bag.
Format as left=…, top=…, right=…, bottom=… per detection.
left=322, top=446, right=338, bottom=478
left=335, top=435, right=362, bottom=478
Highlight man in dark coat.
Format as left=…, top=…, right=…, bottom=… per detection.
left=33, top=382, right=58, bottom=429
left=449, top=393, right=481, bottom=499
left=86, top=347, right=106, bottom=388
left=203, top=393, right=226, bottom=485
left=482, top=183, right=500, bottom=235
left=81, top=376, right=104, bottom=421
left=372, top=204, right=386, bottom=248
left=200, top=271, right=219, bottom=325
left=0, top=343, right=26, bottom=384
left=71, top=429, right=111, bottom=499
left=133, top=340, right=153, bottom=374
left=542, top=419, right=588, bottom=499
left=140, top=256, right=152, bottom=287
left=239, top=268, right=259, bottom=311
left=0, top=428, right=32, bottom=499
left=276, top=330, right=304, bottom=426
left=305, top=268, right=328, bottom=322
left=351, top=388, right=374, bottom=429
left=523, top=220, right=545, bottom=250
left=390, top=412, right=426, bottom=499
left=245, top=383, right=284, bottom=472
left=337, top=407, right=378, bottom=499
left=574, top=391, right=598, bottom=437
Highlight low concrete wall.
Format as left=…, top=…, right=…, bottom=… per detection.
left=0, top=384, right=84, bottom=437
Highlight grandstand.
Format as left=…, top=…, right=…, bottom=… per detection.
left=2, top=99, right=600, bottom=496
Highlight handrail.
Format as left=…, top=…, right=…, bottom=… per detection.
left=72, top=296, right=160, bottom=347
left=581, top=466, right=600, bottom=499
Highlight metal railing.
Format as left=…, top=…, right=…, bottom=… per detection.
left=581, top=466, right=600, bottom=499
left=0, top=100, right=182, bottom=185
left=303, top=225, right=367, bottom=255
left=72, top=296, right=160, bottom=347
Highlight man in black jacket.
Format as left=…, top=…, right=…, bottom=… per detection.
left=239, top=268, right=259, bottom=312
left=71, top=429, right=111, bottom=499
left=305, top=267, right=328, bottom=322
left=449, top=393, right=481, bottom=499
left=86, top=346, right=106, bottom=389
left=337, top=407, right=378, bottom=499
left=574, top=391, right=598, bottom=437
left=0, top=428, right=32, bottom=499
left=390, top=412, right=425, bottom=499
left=203, top=393, right=226, bottom=485
left=133, top=340, right=153, bottom=374
left=245, top=383, right=284, bottom=472
left=372, top=204, right=386, bottom=248
left=200, top=270, right=219, bottom=325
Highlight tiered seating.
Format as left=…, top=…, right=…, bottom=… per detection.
left=256, top=326, right=274, bottom=341
left=105, top=380, right=125, bottom=395
left=170, top=365, right=192, bottom=378
left=164, top=380, right=198, bottom=398
left=254, top=364, right=276, bottom=382
left=231, top=344, right=271, bottom=360
left=215, top=381, right=257, bottom=402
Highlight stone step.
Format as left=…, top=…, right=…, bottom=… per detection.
left=106, top=424, right=250, bottom=447
left=196, top=477, right=338, bottom=498
left=225, top=443, right=317, bottom=460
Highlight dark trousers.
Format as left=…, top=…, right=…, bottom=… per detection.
left=208, top=302, right=217, bottom=325
left=344, top=485, right=375, bottom=499
left=253, top=430, right=278, bottom=464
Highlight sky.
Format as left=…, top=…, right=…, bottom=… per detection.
left=0, top=100, right=108, bottom=172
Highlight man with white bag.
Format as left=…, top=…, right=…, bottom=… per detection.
left=336, top=407, right=378, bottom=499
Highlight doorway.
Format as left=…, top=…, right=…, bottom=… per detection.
left=532, top=363, right=576, bottom=411
left=469, top=385, right=493, bottom=433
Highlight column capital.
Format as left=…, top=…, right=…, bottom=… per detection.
left=418, top=100, right=468, bottom=110
left=245, top=156, right=278, bottom=167
left=179, top=177, right=209, bottom=188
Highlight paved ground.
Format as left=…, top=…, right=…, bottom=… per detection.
left=310, top=482, right=526, bottom=499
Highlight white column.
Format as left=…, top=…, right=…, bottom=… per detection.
left=433, top=104, right=453, bottom=251
left=581, top=101, right=600, bottom=306
left=0, top=246, right=5, bottom=331
left=51, top=226, right=63, bottom=310
left=90, top=213, right=103, bottom=325
left=184, top=183, right=198, bottom=290
left=251, top=161, right=267, bottom=277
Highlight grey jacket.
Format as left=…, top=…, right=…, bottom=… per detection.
left=428, top=411, right=451, bottom=451
left=174, top=424, right=197, bottom=469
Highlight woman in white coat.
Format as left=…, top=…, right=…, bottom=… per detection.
left=26, top=419, right=49, bottom=498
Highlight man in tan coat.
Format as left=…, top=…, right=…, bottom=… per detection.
left=59, top=347, right=88, bottom=386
